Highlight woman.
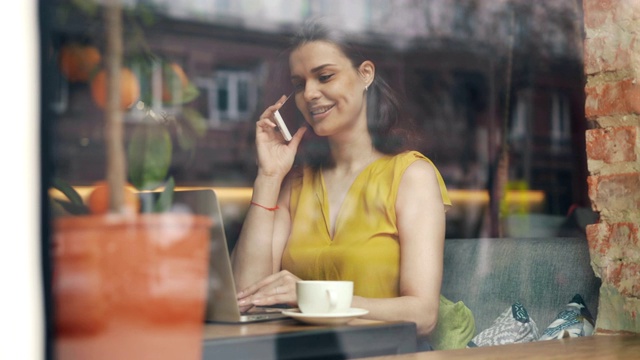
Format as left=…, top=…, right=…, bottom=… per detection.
left=231, top=20, right=452, bottom=339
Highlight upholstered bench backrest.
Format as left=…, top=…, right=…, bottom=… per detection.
left=441, top=237, right=601, bottom=333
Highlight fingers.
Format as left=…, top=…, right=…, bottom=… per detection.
left=237, top=272, right=279, bottom=298
left=239, top=304, right=255, bottom=313
left=237, top=288, right=285, bottom=307
left=257, top=111, right=277, bottom=129
left=248, top=284, right=294, bottom=307
left=276, top=94, right=288, bottom=105
left=287, top=126, right=307, bottom=148
left=258, top=95, right=288, bottom=122
left=236, top=271, right=299, bottom=307
left=257, top=94, right=293, bottom=130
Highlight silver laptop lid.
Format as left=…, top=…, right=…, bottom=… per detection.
left=172, top=189, right=286, bottom=323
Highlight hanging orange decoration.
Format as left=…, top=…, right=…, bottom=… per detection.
left=90, top=67, right=141, bottom=110
left=58, top=44, right=102, bottom=82
left=162, top=62, right=190, bottom=103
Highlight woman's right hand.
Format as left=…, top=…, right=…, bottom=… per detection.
left=255, top=95, right=307, bottom=180
left=236, top=270, right=301, bottom=312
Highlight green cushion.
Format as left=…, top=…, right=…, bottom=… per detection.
left=430, top=295, right=476, bottom=350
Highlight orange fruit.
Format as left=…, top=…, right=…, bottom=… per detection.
left=87, top=181, right=140, bottom=215
left=162, top=62, right=189, bottom=103
left=59, top=44, right=101, bottom=82
left=90, top=67, right=141, bottom=110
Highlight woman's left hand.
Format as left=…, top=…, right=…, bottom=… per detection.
left=236, top=270, right=301, bottom=311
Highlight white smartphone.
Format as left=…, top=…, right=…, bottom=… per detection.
left=273, top=92, right=294, bottom=142
left=274, top=109, right=293, bottom=142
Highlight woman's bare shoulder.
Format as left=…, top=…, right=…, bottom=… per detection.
left=402, top=157, right=439, bottom=186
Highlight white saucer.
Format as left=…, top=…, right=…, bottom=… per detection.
left=281, top=308, right=369, bottom=326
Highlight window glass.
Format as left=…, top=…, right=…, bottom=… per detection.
left=45, top=0, right=592, bottom=240
left=43, top=1, right=602, bottom=358
left=216, top=76, right=229, bottom=113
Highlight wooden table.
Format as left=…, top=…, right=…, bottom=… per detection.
left=365, top=334, right=640, bottom=360
left=202, top=318, right=418, bottom=359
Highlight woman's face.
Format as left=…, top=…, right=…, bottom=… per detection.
left=289, top=41, right=373, bottom=137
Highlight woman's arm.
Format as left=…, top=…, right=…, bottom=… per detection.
left=351, top=159, right=446, bottom=337
left=233, top=176, right=306, bottom=308
left=230, top=175, right=285, bottom=290
left=230, top=96, right=306, bottom=291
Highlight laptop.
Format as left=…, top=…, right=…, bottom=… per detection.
left=171, top=189, right=289, bottom=323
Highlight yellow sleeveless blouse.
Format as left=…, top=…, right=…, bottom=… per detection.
left=281, top=151, right=451, bottom=298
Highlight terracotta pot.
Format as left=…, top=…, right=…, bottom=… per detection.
left=53, top=213, right=212, bottom=360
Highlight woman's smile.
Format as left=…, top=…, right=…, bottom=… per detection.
left=309, top=104, right=335, bottom=122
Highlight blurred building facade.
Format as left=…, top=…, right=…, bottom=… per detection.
left=50, top=0, right=588, bottom=238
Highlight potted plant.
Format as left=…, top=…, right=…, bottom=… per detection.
left=50, top=1, right=212, bottom=359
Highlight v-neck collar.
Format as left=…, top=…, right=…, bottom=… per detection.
left=315, top=156, right=388, bottom=240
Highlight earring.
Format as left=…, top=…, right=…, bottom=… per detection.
left=365, top=85, right=369, bottom=92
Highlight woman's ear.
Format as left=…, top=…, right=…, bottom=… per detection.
left=358, top=60, right=375, bottom=88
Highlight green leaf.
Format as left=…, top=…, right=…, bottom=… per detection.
left=180, top=83, right=201, bottom=104
left=176, top=125, right=197, bottom=151
left=52, top=177, right=84, bottom=206
left=153, top=177, right=175, bottom=213
left=127, top=122, right=172, bottom=191
left=127, top=55, right=159, bottom=106
left=138, top=5, right=158, bottom=27
left=71, top=0, right=98, bottom=17
left=163, top=82, right=200, bottom=106
left=54, top=199, right=90, bottom=215
left=183, top=108, right=208, bottom=137
left=138, top=192, right=156, bottom=213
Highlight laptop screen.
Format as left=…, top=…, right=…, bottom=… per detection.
left=170, top=189, right=287, bottom=323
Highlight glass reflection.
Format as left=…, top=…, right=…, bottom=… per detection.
left=48, top=0, right=592, bottom=239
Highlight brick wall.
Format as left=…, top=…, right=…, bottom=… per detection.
left=583, top=0, right=640, bottom=334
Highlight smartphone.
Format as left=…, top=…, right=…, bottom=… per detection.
left=273, top=109, right=293, bottom=142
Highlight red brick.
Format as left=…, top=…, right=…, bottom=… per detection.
left=585, top=79, right=640, bottom=118
left=584, top=0, right=615, bottom=29
left=587, top=222, right=640, bottom=257
left=583, top=0, right=640, bottom=334
left=587, top=222, right=612, bottom=257
left=584, top=32, right=639, bottom=75
left=613, top=0, right=640, bottom=23
left=612, top=222, right=640, bottom=251
left=588, top=173, right=640, bottom=211
left=584, top=36, right=609, bottom=75
left=587, top=222, right=640, bottom=297
left=627, top=80, right=640, bottom=114
left=604, top=261, right=640, bottom=297
left=586, top=127, right=638, bottom=163
left=583, top=0, right=640, bottom=75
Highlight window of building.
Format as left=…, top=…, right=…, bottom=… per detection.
left=194, top=69, right=257, bottom=127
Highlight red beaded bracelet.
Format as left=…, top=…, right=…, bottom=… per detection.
left=250, top=201, right=279, bottom=211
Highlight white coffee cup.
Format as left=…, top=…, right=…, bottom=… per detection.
left=296, top=280, right=353, bottom=314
